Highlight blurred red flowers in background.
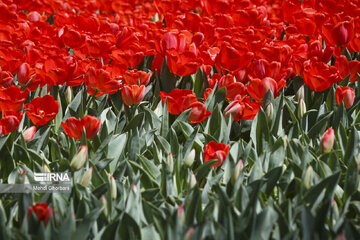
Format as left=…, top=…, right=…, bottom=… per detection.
left=203, top=141, right=230, bottom=168
left=61, top=115, right=101, bottom=140
left=24, top=95, right=59, bottom=125
left=27, top=203, right=53, bottom=226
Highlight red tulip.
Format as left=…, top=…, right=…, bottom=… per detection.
left=215, top=42, right=254, bottom=72
left=224, top=95, right=261, bottom=121
left=204, top=141, right=230, bottom=168
left=27, top=203, right=53, bottom=226
left=247, top=77, right=286, bottom=102
left=335, top=86, right=355, bottom=109
left=160, top=89, right=197, bottom=115
left=335, top=55, right=360, bottom=83
left=322, top=20, right=355, bottom=47
left=61, top=115, right=101, bottom=140
left=121, top=84, right=146, bottom=106
left=85, top=67, right=122, bottom=97
left=302, top=58, right=341, bottom=92
left=166, top=48, right=202, bottom=77
left=0, top=70, right=14, bottom=87
left=0, top=85, right=29, bottom=112
left=0, top=111, right=23, bottom=135
left=24, top=95, right=60, bottom=126
left=321, top=128, right=335, bottom=153
left=186, top=101, right=211, bottom=123
left=58, top=26, right=86, bottom=49
left=124, top=69, right=151, bottom=86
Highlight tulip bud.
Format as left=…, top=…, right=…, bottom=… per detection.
left=298, top=98, right=306, bottom=118
left=185, top=149, right=195, bottom=167
left=43, top=164, right=50, bottom=173
left=321, top=128, right=335, bottom=153
left=184, top=227, right=194, bottom=240
left=177, top=205, right=184, bottom=227
left=303, top=166, right=314, bottom=189
left=132, top=184, right=137, bottom=194
left=23, top=126, right=36, bottom=142
left=100, top=195, right=108, bottom=217
left=232, top=159, right=243, bottom=184
left=80, top=167, right=93, bottom=187
left=295, top=85, right=304, bottom=102
left=283, top=135, right=288, bottom=150
left=265, top=102, right=273, bottom=121
left=70, top=145, right=88, bottom=171
left=110, top=176, right=117, bottom=199
left=167, top=152, right=174, bottom=173
left=189, top=173, right=196, bottom=188
left=65, top=87, right=73, bottom=105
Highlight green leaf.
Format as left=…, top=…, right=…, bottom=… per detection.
left=343, top=126, right=359, bottom=165
left=307, top=112, right=332, bottom=139
left=72, top=208, right=103, bottom=240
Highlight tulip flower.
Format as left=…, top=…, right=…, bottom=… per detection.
left=100, top=195, right=108, bottom=217
left=215, top=42, right=254, bottom=72
left=121, top=84, right=146, bottom=106
left=0, top=70, right=14, bottom=87
left=24, top=95, right=60, bottom=126
left=0, top=85, right=29, bottom=112
left=27, top=203, right=53, bottom=226
left=160, top=89, right=197, bottom=115
left=321, top=128, right=335, bottom=153
left=303, top=57, right=342, bottom=92
left=22, top=126, right=36, bottom=142
left=185, top=149, right=195, bottom=167
left=80, top=167, right=93, bottom=187
left=124, top=69, right=151, bottom=86
left=298, top=98, right=306, bottom=118
left=224, top=95, right=261, bottom=121
left=322, top=20, right=355, bottom=47
left=0, top=111, right=23, bottom=135
left=70, top=145, right=88, bottom=171
left=61, top=115, right=101, bottom=140
left=247, top=77, right=286, bottom=102
left=187, top=101, right=212, bottom=123
left=335, top=86, right=355, bottom=109
left=203, top=141, right=230, bottom=168
left=85, top=67, right=122, bottom=97
left=110, top=176, right=117, bottom=199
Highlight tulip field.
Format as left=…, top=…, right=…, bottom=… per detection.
left=1, top=0, right=360, bottom=239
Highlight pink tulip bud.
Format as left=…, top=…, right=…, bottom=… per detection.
left=23, top=126, right=36, bottom=143
left=178, top=205, right=184, bottom=227
left=321, top=128, right=335, bottom=153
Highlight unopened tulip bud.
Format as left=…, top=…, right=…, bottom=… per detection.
left=356, top=153, right=360, bottom=173
left=321, top=128, right=334, bottom=153
left=232, top=159, right=243, bottom=184
left=65, top=86, right=73, bottom=105
left=167, top=152, right=174, bottom=173
left=189, top=173, right=196, bottom=188
left=282, top=164, right=287, bottom=173
left=43, top=164, right=50, bottom=173
left=80, top=167, right=93, bottom=187
left=295, top=85, right=304, bottom=103
left=70, top=145, right=88, bottom=171
left=298, top=98, right=306, bottom=118
left=23, top=126, right=36, bottom=142
left=110, top=176, right=117, bottom=199
left=303, top=166, right=314, bottom=189
left=265, top=103, right=273, bottom=121
left=177, top=205, right=184, bottom=227
left=185, top=149, right=195, bottom=167
left=100, top=195, right=108, bottom=217
left=132, top=184, right=137, bottom=194
left=283, top=135, right=288, bottom=150
left=184, top=227, right=194, bottom=240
